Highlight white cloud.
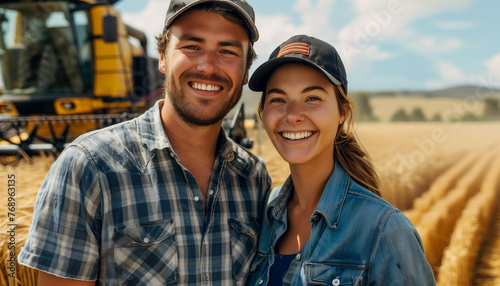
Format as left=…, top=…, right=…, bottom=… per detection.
left=292, top=0, right=335, bottom=30
left=434, top=21, right=475, bottom=30
left=337, top=43, right=395, bottom=66
left=363, top=45, right=394, bottom=60
left=419, top=37, right=462, bottom=53
left=121, top=0, right=170, bottom=57
left=484, top=53, right=500, bottom=84
left=337, top=0, right=471, bottom=60
left=435, top=61, right=466, bottom=82
left=253, top=0, right=338, bottom=70
left=425, top=55, right=500, bottom=90
left=254, top=14, right=311, bottom=60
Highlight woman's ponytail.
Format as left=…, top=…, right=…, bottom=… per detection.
left=335, top=86, right=381, bottom=196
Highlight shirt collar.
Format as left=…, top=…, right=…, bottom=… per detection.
left=138, top=100, right=234, bottom=161
left=138, top=100, right=171, bottom=151
left=265, top=160, right=351, bottom=230
left=314, top=160, right=351, bottom=230
left=266, top=176, right=294, bottom=223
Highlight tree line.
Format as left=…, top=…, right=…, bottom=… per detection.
left=352, top=93, right=500, bottom=122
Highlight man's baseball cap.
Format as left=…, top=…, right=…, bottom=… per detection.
left=164, top=0, right=259, bottom=42
left=249, top=35, right=347, bottom=93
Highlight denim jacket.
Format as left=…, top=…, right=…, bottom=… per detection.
left=247, top=160, right=436, bottom=286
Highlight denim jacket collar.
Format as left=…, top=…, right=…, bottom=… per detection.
left=265, top=160, right=350, bottom=230
left=137, top=100, right=234, bottom=161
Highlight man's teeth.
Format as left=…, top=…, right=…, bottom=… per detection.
left=282, top=131, right=313, bottom=140
left=192, top=82, right=221, bottom=91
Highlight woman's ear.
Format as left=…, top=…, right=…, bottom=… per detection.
left=340, top=104, right=350, bottom=124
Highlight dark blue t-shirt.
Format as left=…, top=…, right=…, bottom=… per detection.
left=268, top=253, right=296, bottom=285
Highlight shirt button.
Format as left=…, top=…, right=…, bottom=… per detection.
left=332, top=278, right=340, bottom=286
left=194, top=196, right=200, bottom=202
left=209, top=189, right=214, bottom=196
left=169, top=152, right=175, bottom=158
left=296, top=253, right=302, bottom=260
left=257, top=279, right=264, bottom=284
left=143, top=237, right=150, bottom=244
left=312, top=214, right=319, bottom=221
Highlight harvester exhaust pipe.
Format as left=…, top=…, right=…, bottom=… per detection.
left=126, top=24, right=148, bottom=53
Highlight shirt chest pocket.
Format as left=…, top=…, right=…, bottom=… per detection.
left=114, top=219, right=178, bottom=285
left=303, top=261, right=368, bottom=286
left=229, top=218, right=259, bottom=281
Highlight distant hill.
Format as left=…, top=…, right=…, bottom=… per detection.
left=425, top=85, right=500, bottom=99
left=357, top=85, right=500, bottom=99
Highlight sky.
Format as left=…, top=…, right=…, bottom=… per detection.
left=114, top=0, right=499, bottom=92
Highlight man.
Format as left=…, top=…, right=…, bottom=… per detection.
left=18, top=1, right=271, bottom=285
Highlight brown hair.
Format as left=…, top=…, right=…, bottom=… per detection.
left=155, top=2, right=256, bottom=69
left=257, top=84, right=381, bottom=196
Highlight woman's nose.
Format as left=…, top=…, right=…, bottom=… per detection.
left=285, top=101, right=305, bottom=125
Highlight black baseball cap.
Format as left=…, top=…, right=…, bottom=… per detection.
left=249, top=35, right=347, bottom=93
left=164, top=0, right=259, bottom=42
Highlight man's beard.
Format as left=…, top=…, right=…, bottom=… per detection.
left=165, top=70, right=244, bottom=126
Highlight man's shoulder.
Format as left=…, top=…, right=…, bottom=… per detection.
left=72, top=118, right=140, bottom=151
left=226, top=138, right=268, bottom=175
left=228, top=138, right=265, bottom=164
left=70, top=103, right=159, bottom=151
left=61, top=117, right=149, bottom=174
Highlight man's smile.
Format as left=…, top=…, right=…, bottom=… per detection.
left=190, top=81, right=222, bottom=91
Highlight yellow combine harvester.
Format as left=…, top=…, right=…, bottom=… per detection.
left=0, top=0, right=251, bottom=160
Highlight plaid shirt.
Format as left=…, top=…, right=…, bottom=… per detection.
left=18, top=101, right=271, bottom=285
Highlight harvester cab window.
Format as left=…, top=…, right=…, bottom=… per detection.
left=0, top=2, right=85, bottom=94
left=72, top=10, right=92, bottom=91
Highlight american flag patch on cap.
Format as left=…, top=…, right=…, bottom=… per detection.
left=277, top=42, right=310, bottom=58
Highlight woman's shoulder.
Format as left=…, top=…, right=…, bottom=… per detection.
left=347, top=179, right=394, bottom=209
left=346, top=178, right=415, bottom=227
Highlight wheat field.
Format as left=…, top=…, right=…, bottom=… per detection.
left=1, top=122, right=500, bottom=285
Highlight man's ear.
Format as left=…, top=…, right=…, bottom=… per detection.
left=243, top=70, right=249, bottom=85
left=158, top=51, right=166, bottom=74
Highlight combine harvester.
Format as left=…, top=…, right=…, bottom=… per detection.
left=0, top=0, right=251, bottom=161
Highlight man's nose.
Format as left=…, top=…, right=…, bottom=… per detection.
left=197, top=51, right=219, bottom=75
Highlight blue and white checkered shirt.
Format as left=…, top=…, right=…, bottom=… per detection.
left=18, top=101, right=271, bottom=285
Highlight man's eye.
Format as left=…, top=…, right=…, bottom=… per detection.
left=221, top=50, right=237, bottom=55
left=269, top=98, right=284, bottom=103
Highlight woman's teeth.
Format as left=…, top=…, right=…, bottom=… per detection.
left=281, top=131, right=313, bottom=140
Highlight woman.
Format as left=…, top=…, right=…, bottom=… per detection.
left=246, top=35, right=435, bottom=285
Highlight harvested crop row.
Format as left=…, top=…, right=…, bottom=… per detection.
left=472, top=175, right=500, bottom=284
left=436, top=147, right=500, bottom=285
left=415, top=150, right=493, bottom=276
left=403, top=149, right=482, bottom=225
left=378, top=150, right=457, bottom=211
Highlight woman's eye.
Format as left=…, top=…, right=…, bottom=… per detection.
left=306, top=96, right=321, bottom=102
